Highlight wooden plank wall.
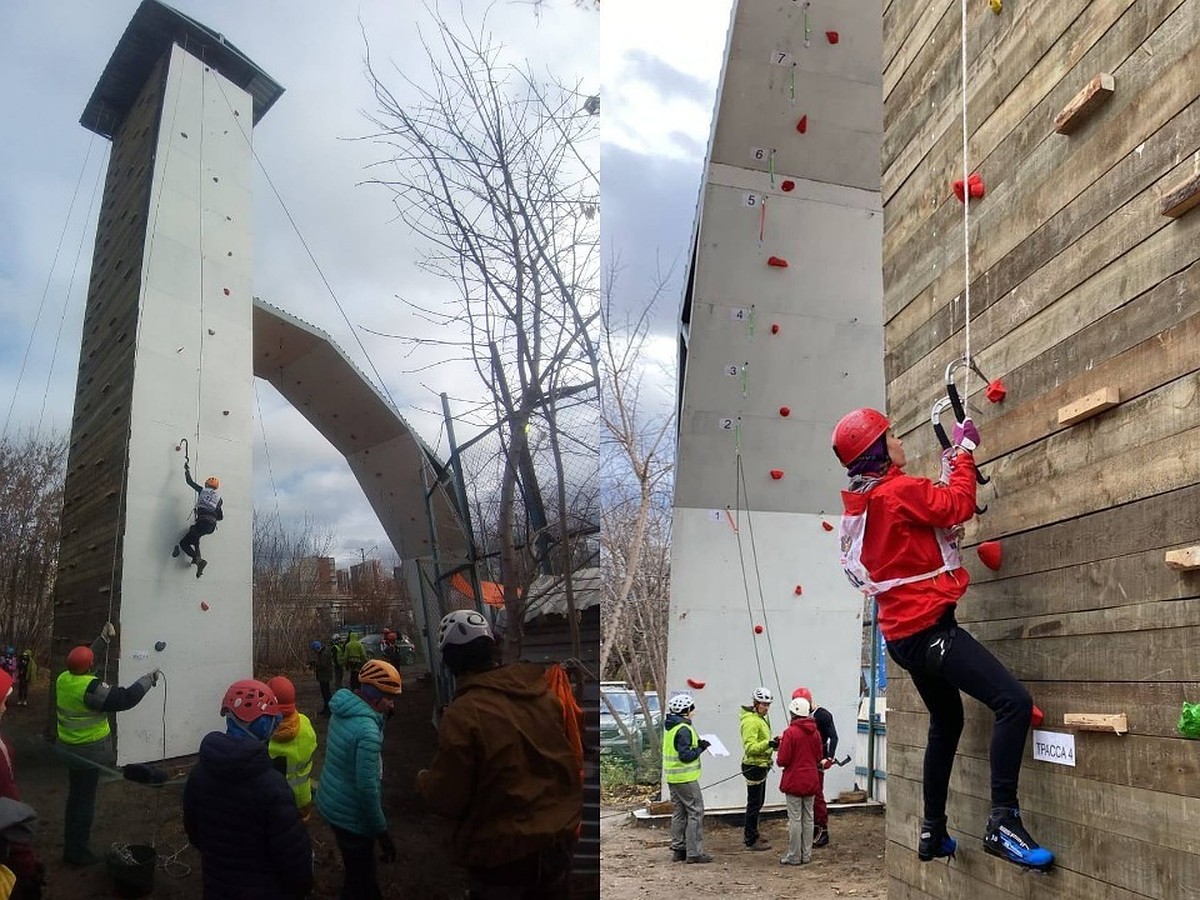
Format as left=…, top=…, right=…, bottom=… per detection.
left=882, top=1, right=1200, bottom=896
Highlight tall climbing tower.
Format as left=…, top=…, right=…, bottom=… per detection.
left=667, top=1, right=885, bottom=810
left=53, top=1, right=283, bottom=764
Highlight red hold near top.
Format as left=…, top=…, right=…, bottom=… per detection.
left=952, top=172, right=986, bottom=202
left=796, top=115, right=808, bottom=134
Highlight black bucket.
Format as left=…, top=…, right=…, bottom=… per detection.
left=106, top=844, right=156, bottom=899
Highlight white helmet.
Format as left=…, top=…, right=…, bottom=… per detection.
left=438, top=610, right=493, bottom=650
left=789, top=696, right=811, bottom=717
left=667, top=693, right=695, bottom=714
left=752, top=687, right=773, bottom=704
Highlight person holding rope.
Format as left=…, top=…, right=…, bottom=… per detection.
left=172, top=461, right=222, bottom=579
left=739, top=686, right=776, bottom=852
left=832, top=408, right=1054, bottom=871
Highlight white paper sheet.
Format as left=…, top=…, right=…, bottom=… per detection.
left=699, top=733, right=730, bottom=757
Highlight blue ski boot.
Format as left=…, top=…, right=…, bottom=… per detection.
left=917, top=816, right=956, bottom=862
left=983, top=806, right=1054, bottom=871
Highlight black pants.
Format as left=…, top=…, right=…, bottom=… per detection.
left=887, top=611, right=1031, bottom=821
left=179, top=518, right=216, bottom=562
left=331, top=826, right=380, bottom=900
left=742, top=765, right=768, bottom=845
left=349, top=666, right=362, bottom=690
left=333, top=666, right=343, bottom=688
left=318, top=679, right=332, bottom=711
left=467, top=837, right=574, bottom=900
left=64, top=766, right=100, bottom=861
left=16, top=677, right=28, bottom=705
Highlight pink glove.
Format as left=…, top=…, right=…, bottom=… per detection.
left=952, top=417, right=981, bottom=452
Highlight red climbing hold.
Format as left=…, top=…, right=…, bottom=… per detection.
left=771, top=323, right=781, bottom=334
left=985, top=378, right=1008, bottom=403
left=795, top=115, right=808, bottom=134
left=1031, top=704, right=1044, bottom=728
left=794, top=585, right=803, bottom=596
left=952, top=172, right=986, bottom=202
left=200, top=601, right=210, bottom=611
left=767, top=256, right=789, bottom=268
left=779, top=406, right=791, bottom=417
left=781, top=179, right=796, bottom=192
left=770, top=469, right=784, bottom=480
left=821, top=521, right=834, bottom=532
left=754, top=624, right=764, bottom=634
left=687, top=677, right=706, bottom=690
left=825, top=31, right=839, bottom=44
left=977, top=541, right=1003, bottom=571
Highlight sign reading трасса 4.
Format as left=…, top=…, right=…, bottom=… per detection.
left=1032, top=730, right=1076, bottom=767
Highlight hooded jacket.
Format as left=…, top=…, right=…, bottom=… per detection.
left=343, top=633, right=367, bottom=668
left=416, top=662, right=581, bottom=868
left=316, top=689, right=386, bottom=836
left=841, top=455, right=977, bottom=640
left=182, top=731, right=313, bottom=900
left=775, top=716, right=823, bottom=797
left=739, top=706, right=773, bottom=768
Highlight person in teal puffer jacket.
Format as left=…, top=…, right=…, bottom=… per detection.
left=315, top=659, right=403, bottom=900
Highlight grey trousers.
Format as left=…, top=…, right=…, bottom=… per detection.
left=783, top=794, right=815, bottom=864
left=668, top=781, right=705, bottom=858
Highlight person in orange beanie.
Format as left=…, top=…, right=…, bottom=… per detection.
left=266, top=676, right=318, bottom=822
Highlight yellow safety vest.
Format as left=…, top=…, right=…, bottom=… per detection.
left=56, top=671, right=110, bottom=745
left=663, top=721, right=701, bottom=784
left=269, top=714, right=318, bottom=808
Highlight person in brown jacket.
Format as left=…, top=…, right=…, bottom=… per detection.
left=416, top=610, right=581, bottom=899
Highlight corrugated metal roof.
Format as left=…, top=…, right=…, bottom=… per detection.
left=81, top=0, right=284, bottom=139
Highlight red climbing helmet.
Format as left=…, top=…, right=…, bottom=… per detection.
left=832, top=408, right=890, bottom=467
left=792, top=686, right=814, bottom=705
left=66, top=646, right=94, bottom=675
left=220, top=679, right=280, bottom=723
left=266, top=676, right=296, bottom=715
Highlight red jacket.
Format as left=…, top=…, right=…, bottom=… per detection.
left=0, top=736, right=37, bottom=880
left=841, top=454, right=977, bottom=641
left=776, top=717, right=823, bottom=797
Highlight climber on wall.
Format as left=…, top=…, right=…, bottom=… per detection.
left=832, top=408, right=1054, bottom=872
left=172, top=462, right=223, bottom=578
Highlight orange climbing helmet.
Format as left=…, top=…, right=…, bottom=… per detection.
left=204, top=476, right=220, bottom=489
left=266, top=676, right=297, bottom=715
left=832, top=408, right=890, bottom=467
left=358, top=659, right=403, bottom=695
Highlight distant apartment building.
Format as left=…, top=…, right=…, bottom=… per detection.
left=350, top=559, right=384, bottom=594
left=293, top=556, right=337, bottom=597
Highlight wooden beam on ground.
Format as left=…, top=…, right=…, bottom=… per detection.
left=1162, top=171, right=1200, bottom=218
left=1054, top=72, right=1116, bottom=134
left=1165, top=546, right=1200, bottom=571
left=1063, top=712, right=1129, bottom=734
left=1057, top=386, right=1120, bottom=426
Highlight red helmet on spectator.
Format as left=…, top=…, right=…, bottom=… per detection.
left=792, top=686, right=814, bottom=705
left=266, top=676, right=296, bottom=715
left=832, top=408, right=890, bottom=467
left=220, top=679, right=280, bottom=723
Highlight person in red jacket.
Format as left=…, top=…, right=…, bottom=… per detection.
left=0, top=669, right=42, bottom=897
left=791, top=686, right=837, bottom=847
left=832, top=408, right=1053, bottom=872
left=775, top=696, right=823, bottom=866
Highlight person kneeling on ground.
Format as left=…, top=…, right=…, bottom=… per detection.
left=183, top=679, right=313, bottom=899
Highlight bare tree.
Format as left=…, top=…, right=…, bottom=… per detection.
left=362, top=8, right=599, bottom=660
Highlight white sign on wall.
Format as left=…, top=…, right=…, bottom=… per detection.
left=1032, top=730, right=1076, bottom=767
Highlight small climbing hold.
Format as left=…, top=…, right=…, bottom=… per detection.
left=781, top=179, right=796, bottom=192
left=1031, top=704, right=1044, bottom=727
left=175, top=444, right=182, bottom=452
left=795, top=115, right=808, bottom=134
left=686, top=677, right=706, bottom=690
left=771, top=323, right=781, bottom=335
left=779, top=406, right=791, bottom=417
left=754, top=624, right=764, bottom=634
left=223, top=288, right=230, bottom=296
left=989, top=0, right=1002, bottom=13
left=952, top=172, right=986, bottom=202
left=208, top=328, right=216, bottom=336
left=821, top=520, right=834, bottom=532
left=222, top=410, right=230, bottom=416
left=770, top=469, right=785, bottom=480
left=977, top=541, right=1003, bottom=571
left=200, top=601, right=210, bottom=611
left=154, top=641, right=167, bottom=652
left=794, top=585, right=803, bottom=596
left=825, top=31, right=839, bottom=44
left=767, top=256, right=789, bottom=268
left=985, top=378, right=1007, bottom=403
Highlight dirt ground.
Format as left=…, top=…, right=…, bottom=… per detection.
left=601, top=803, right=887, bottom=899
left=2, top=668, right=470, bottom=899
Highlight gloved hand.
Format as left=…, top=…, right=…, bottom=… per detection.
left=100, top=622, right=117, bottom=642
left=952, top=417, right=981, bottom=452
left=768, top=737, right=780, bottom=750
left=820, top=758, right=834, bottom=770
left=377, top=830, right=396, bottom=863
left=150, top=669, right=161, bottom=687
left=697, top=739, right=711, bottom=753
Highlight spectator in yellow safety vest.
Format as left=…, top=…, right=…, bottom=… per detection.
left=344, top=633, right=368, bottom=690
left=266, top=676, right=318, bottom=822
left=55, top=623, right=159, bottom=866
left=663, top=692, right=712, bottom=864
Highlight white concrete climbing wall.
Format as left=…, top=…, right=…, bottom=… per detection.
left=116, top=45, right=255, bottom=764
left=667, top=0, right=885, bottom=810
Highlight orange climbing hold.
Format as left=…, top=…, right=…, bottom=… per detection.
left=977, top=541, right=1003, bottom=571
left=986, top=378, right=1008, bottom=403
left=767, top=256, right=789, bottom=268
left=953, top=172, right=985, bottom=202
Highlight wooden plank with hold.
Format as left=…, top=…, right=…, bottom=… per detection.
left=1064, top=712, right=1129, bottom=734
left=1161, top=170, right=1200, bottom=218
left=1057, top=386, right=1121, bottom=426
left=1054, top=72, right=1116, bottom=134
left=1165, top=545, right=1200, bottom=570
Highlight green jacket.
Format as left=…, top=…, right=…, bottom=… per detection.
left=740, top=706, right=773, bottom=768
left=344, top=633, right=367, bottom=668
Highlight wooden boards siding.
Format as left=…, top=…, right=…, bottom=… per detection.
left=882, top=1, right=1200, bottom=896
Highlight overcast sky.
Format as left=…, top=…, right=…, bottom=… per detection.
left=0, top=0, right=731, bottom=569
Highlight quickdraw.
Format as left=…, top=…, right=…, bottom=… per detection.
left=932, top=359, right=989, bottom=514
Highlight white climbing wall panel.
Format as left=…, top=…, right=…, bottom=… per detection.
left=116, top=45, right=255, bottom=764
left=667, top=0, right=885, bottom=810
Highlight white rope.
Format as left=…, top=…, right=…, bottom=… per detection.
left=960, top=0, right=972, bottom=372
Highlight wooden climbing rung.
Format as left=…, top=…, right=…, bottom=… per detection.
left=1053, top=73, right=1115, bottom=135
left=1057, top=386, right=1120, bottom=426
left=1063, top=713, right=1127, bottom=734
left=1164, top=546, right=1200, bottom=571
left=1161, top=172, right=1200, bottom=219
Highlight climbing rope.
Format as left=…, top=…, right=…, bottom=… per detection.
left=254, top=381, right=282, bottom=522
left=959, top=0, right=974, bottom=386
